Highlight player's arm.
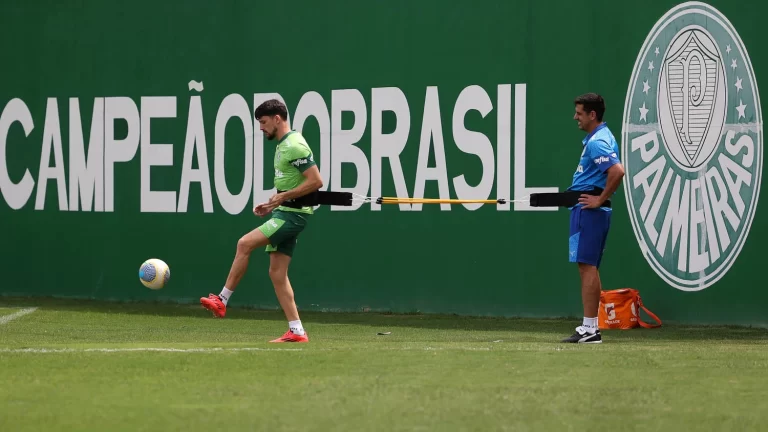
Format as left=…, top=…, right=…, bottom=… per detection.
left=273, top=149, right=323, bottom=203
left=580, top=140, right=624, bottom=208
left=256, top=150, right=323, bottom=215
left=597, top=163, right=625, bottom=205
left=279, top=165, right=323, bottom=201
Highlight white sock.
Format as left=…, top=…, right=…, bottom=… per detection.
left=219, top=287, right=234, bottom=306
left=289, top=320, right=305, bottom=336
left=583, top=317, right=598, bottom=333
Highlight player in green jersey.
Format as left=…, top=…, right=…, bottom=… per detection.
left=200, top=99, right=323, bottom=343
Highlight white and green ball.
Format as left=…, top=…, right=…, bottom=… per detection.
left=139, top=258, right=170, bottom=290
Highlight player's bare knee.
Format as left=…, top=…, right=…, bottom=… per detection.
left=236, top=236, right=256, bottom=255
left=268, top=265, right=287, bottom=283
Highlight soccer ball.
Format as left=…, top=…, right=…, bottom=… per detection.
left=138, top=258, right=170, bottom=290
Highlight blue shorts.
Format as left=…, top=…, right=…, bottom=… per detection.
left=569, top=207, right=612, bottom=268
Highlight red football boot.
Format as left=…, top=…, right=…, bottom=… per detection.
left=200, top=294, right=226, bottom=318
left=269, top=330, right=309, bottom=343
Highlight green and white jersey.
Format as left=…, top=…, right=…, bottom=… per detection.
left=274, top=131, right=317, bottom=215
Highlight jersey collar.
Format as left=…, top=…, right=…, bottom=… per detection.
left=582, top=122, right=607, bottom=146
left=278, top=130, right=296, bottom=145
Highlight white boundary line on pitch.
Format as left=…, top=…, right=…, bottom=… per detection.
left=0, top=346, right=502, bottom=354
left=0, top=347, right=304, bottom=353
left=0, top=307, right=38, bottom=326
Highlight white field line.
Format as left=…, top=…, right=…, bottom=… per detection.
left=0, top=308, right=38, bottom=325
left=0, top=347, right=304, bottom=353
left=0, top=346, right=501, bottom=354
left=2, top=343, right=761, bottom=355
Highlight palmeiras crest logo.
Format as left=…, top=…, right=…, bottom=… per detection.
left=622, top=2, right=762, bottom=291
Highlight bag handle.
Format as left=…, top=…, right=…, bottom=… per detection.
left=637, top=296, right=662, bottom=328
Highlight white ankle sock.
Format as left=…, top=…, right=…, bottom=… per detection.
left=583, top=317, right=598, bottom=333
left=219, top=287, right=234, bottom=306
left=289, top=320, right=305, bottom=336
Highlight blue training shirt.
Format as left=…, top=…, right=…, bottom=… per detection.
left=568, top=122, right=621, bottom=210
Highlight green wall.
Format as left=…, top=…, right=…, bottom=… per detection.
left=1, top=1, right=765, bottom=326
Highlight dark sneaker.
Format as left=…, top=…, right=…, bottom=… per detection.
left=561, top=326, right=602, bottom=344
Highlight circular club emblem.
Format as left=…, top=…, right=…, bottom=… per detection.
left=622, top=2, right=762, bottom=291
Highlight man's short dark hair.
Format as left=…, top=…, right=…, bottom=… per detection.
left=254, top=99, right=288, bottom=121
left=574, top=93, right=606, bottom=122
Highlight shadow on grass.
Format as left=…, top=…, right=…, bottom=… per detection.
left=2, top=295, right=768, bottom=342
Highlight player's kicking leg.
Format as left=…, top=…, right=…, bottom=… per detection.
left=200, top=227, right=271, bottom=318
left=267, top=251, right=309, bottom=343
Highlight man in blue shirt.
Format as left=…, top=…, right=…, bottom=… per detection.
left=561, top=93, right=625, bottom=344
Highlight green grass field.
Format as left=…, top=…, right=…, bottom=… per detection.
left=1, top=296, right=767, bottom=431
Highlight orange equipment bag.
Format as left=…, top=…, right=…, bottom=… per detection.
left=598, top=288, right=662, bottom=330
